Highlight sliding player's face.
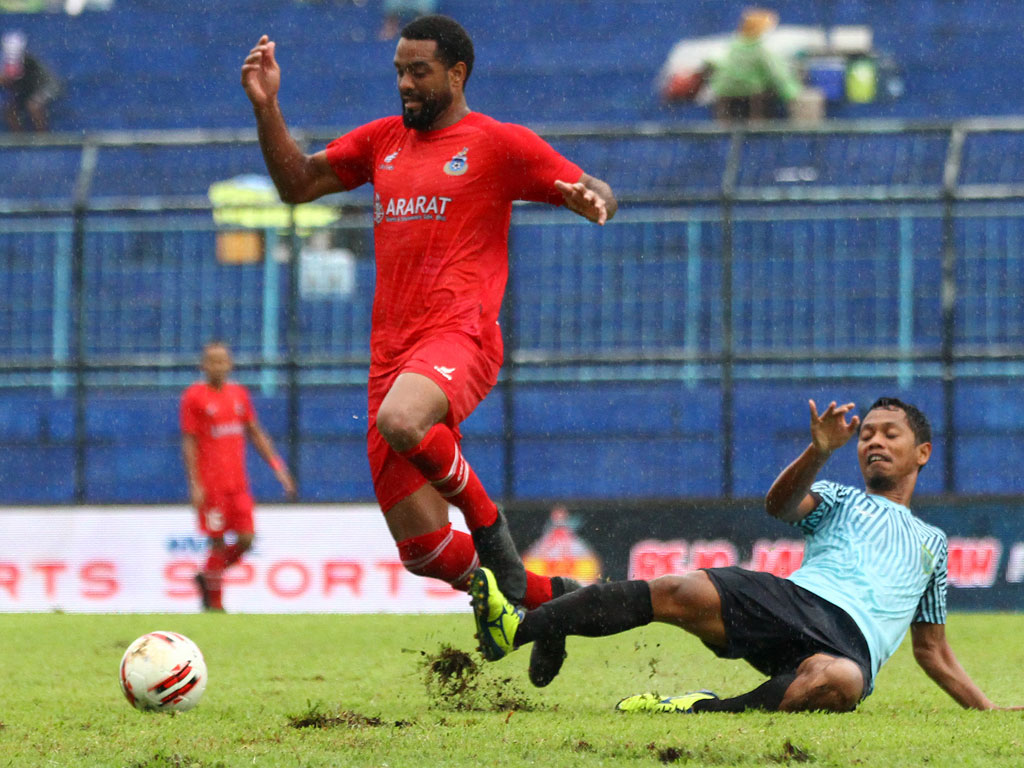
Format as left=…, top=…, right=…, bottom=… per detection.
left=857, top=407, right=930, bottom=492
left=201, top=345, right=233, bottom=388
left=394, top=38, right=455, bottom=130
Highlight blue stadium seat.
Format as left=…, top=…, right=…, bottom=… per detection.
left=85, top=394, right=178, bottom=441
left=86, top=443, right=180, bottom=502
left=249, top=396, right=288, bottom=436
left=90, top=145, right=268, bottom=199
left=960, top=133, right=1024, bottom=185
left=0, top=446, right=75, bottom=503
left=299, top=388, right=369, bottom=439
left=461, top=389, right=505, bottom=436
left=0, top=148, right=80, bottom=201
left=514, top=436, right=722, bottom=498
left=737, top=133, right=947, bottom=190
left=0, top=394, right=46, bottom=440
left=955, top=381, right=1024, bottom=432
left=956, top=437, right=1024, bottom=494
left=299, top=440, right=375, bottom=501
left=514, top=382, right=720, bottom=436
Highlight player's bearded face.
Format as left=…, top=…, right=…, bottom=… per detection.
left=401, top=80, right=453, bottom=130
left=394, top=39, right=459, bottom=131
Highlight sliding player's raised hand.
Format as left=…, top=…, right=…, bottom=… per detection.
left=809, top=399, right=860, bottom=456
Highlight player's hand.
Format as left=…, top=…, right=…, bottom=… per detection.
left=189, top=482, right=205, bottom=510
left=276, top=467, right=297, bottom=500
left=241, top=34, right=281, bottom=108
left=808, top=399, right=860, bottom=456
left=555, top=179, right=609, bottom=225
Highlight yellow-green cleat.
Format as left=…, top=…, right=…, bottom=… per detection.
left=470, top=567, right=523, bottom=661
left=614, top=690, right=719, bottom=713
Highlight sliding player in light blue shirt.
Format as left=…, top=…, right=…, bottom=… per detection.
left=471, top=397, right=1021, bottom=713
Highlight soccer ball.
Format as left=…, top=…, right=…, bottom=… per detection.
left=119, top=631, right=207, bottom=712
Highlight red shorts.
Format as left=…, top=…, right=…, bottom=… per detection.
left=368, top=331, right=501, bottom=513
left=198, top=489, right=254, bottom=537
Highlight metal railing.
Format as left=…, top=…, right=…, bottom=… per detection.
left=4, top=118, right=1024, bottom=502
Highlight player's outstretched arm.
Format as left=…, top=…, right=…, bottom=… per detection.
left=181, top=433, right=204, bottom=509
left=910, top=622, right=1021, bottom=710
left=766, top=399, right=860, bottom=522
left=245, top=421, right=297, bottom=499
left=242, top=35, right=344, bottom=204
left=555, top=174, right=617, bottom=225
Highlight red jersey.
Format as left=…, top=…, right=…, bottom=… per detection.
left=180, top=381, right=255, bottom=493
left=325, top=112, right=582, bottom=369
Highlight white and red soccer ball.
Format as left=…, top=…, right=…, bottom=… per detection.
left=119, top=631, right=207, bottom=712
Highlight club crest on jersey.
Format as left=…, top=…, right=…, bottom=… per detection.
left=443, top=147, right=469, bottom=176
left=921, top=544, right=935, bottom=575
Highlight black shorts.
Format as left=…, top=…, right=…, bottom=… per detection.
left=703, top=566, right=873, bottom=696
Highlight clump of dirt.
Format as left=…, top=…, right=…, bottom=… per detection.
left=124, top=754, right=225, bottom=768
left=647, top=743, right=695, bottom=764
left=421, top=644, right=537, bottom=712
left=768, top=740, right=813, bottom=763
left=287, top=702, right=411, bottom=729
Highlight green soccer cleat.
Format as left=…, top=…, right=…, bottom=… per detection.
left=470, top=567, right=523, bottom=661
left=614, top=690, right=719, bottom=713
left=470, top=510, right=527, bottom=603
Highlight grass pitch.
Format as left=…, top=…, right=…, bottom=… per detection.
left=0, top=612, right=1022, bottom=767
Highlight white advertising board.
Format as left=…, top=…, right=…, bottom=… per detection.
left=0, top=505, right=473, bottom=613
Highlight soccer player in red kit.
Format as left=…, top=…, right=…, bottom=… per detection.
left=181, top=341, right=296, bottom=611
left=240, top=15, right=616, bottom=616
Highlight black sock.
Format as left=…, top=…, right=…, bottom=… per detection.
left=692, top=673, right=797, bottom=713
left=515, top=580, right=653, bottom=648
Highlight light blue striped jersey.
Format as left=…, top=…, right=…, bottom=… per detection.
left=786, top=480, right=948, bottom=691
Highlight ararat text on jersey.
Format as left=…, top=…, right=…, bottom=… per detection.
left=382, top=195, right=453, bottom=219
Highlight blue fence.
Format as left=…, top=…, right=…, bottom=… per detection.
left=0, top=208, right=974, bottom=365
left=3, top=122, right=1024, bottom=503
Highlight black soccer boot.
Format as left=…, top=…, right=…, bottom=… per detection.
left=471, top=508, right=527, bottom=605
left=194, top=572, right=211, bottom=611
left=550, top=575, right=582, bottom=598
left=528, top=575, right=582, bottom=687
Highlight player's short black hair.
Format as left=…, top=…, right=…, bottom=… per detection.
left=865, top=397, right=932, bottom=445
left=400, top=14, right=474, bottom=85
left=202, top=339, right=231, bottom=354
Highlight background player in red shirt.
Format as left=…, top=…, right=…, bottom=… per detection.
left=181, top=341, right=296, bottom=611
left=240, top=16, right=616, bottom=618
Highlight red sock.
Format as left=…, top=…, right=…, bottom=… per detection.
left=223, top=543, right=245, bottom=569
left=401, top=424, right=499, bottom=531
left=397, top=524, right=479, bottom=590
left=523, top=571, right=554, bottom=610
left=203, top=549, right=226, bottom=610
